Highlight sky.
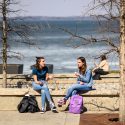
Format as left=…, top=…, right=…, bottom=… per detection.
left=15, top=0, right=93, bottom=17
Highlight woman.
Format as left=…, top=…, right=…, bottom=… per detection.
left=58, top=57, right=93, bottom=106
left=92, top=55, right=109, bottom=80
left=32, top=57, right=57, bottom=113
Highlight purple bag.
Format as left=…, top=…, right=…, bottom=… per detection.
left=69, top=95, right=83, bottom=114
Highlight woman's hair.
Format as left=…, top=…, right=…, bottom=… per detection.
left=77, top=57, right=87, bottom=75
left=100, top=55, right=106, bottom=61
left=35, top=56, right=45, bottom=69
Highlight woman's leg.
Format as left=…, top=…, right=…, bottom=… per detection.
left=41, top=81, right=56, bottom=110
left=32, top=81, right=52, bottom=103
left=94, top=68, right=109, bottom=75
left=41, top=89, right=46, bottom=110
left=41, top=82, right=52, bottom=103
left=32, top=82, right=46, bottom=110
left=93, top=68, right=102, bottom=80
left=93, top=68, right=109, bottom=80
left=64, top=84, right=91, bottom=100
left=71, top=90, right=77, bottom=96
left=58, top=83, right=91, bottom=106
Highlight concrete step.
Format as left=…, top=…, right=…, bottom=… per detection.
left=0, top=83, right=119, bottom=113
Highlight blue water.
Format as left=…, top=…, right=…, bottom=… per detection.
left=0, top=18, right=119, bottom=74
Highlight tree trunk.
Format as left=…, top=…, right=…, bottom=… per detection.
left=2, top=0, right=7, bottom=88
left=119, top=0, right=125, bottom=123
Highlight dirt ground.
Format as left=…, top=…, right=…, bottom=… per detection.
left=80, top=113, right=121, bottom=125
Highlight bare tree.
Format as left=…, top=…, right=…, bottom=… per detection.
left=86, top=0, right=125, bottom=123
left=52, top=0, right=125, bottom=123
left=0, top=0, right=37, bottom=87
left=119, top=0, right=125, bottom=123
left=88, top=0, right=120, bottom=56
left=52, top=1, right=120, bottom=59
left=1, top=0, right=8, bottom=87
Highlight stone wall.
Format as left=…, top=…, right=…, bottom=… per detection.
left=0, top=73, right=120, bottom=113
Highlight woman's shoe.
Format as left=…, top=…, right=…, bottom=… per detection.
left=40, top=108, right=45, bottom=114
left=51, top=107, right=58, bottom=113
left=50, top=103, right=58, bottom=113
left=57, top=98, right=67, bottom=107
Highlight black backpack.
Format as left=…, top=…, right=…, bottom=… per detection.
left=17, top=95, right=40, bottom=113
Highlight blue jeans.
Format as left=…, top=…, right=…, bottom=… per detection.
left=32, top=80, right=52, bottom=109
left=64, top=83, right=92, bottom=100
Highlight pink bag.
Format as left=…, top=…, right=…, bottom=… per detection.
left=69, top=95, right=83, bottom=114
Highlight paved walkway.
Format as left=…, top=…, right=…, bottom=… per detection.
left=0, top=111, right=80, bottom=125
left=80, top=113, right=121, bottom=125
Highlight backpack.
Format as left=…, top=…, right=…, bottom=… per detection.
left=17, top=95, right=40, bottom=113
left=69, top=95, right=83, bottom=114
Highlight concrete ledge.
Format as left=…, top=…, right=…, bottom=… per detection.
left=0, top=73, right=120, bottom=112
left=0, top=84, right=119, bottom=96
left=100, top=73, right=120, bottom=78
left=0, top=73, right=120, bottom=88
left=0, top=73, right=120, bottom=79
left=0, top=84, right=119, bottom=113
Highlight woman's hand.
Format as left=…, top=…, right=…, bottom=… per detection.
left=74, top=72, right=80, bottom=77
left=48, top=74, right=54, bottom=80
left=46, top=74, right=53, bottom=81
left=80, top=81, right=84, bottom=85
left=36, top=81, right=43, bottom=85
left=33, top=75, right=43, bottom=85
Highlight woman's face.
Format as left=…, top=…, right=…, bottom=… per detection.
left=77, top=59, right=84, bottom=68
left=39, top=59, right=46, bottom=67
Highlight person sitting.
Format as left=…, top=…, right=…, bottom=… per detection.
left=57, top=56, right=94, bottom=106
left=32, top=56, right=57, bottom=114
left=92, top=55, right=109, bottom=80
